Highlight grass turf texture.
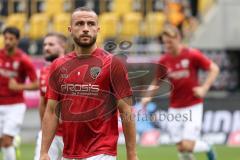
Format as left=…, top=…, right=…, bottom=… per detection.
left=0, top=144, right=239, bottom=160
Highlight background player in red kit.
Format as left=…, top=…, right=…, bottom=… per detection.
left=0, top=27, right=38, bottom=160
left=34, top=32, right=67, bottom=160
left=141, top=25, right=219, bottom=160
left=40, top=7, right=138, bottom=160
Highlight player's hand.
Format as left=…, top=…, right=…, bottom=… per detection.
left=127, top=155, right=139, bottom=160
left=40, top=153, right=50, bottom=160
left=127, top=151, right=139, bottom=160
left=8, top=78, right=22, bottom=91
left=193, top=86, right=208, bottom=98
left=140, top=97, right=151, bottom=109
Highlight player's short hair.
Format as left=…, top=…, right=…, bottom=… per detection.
left=3, top=27, right=20, bottom=39
left=44, top=32, right=69, bottom=53
left=73, top=6, right=95, bottom=14
left=161, top=25, right=181, bottom=39
left=44, top=32, right=67, bottom=45
left=71, top=6, right=98, bottom=25
left=158, top=25, right=182, bottom=43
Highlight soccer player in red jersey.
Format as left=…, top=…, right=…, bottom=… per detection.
left=34, top=33, right=67, bottom=160
left=40, top=7, right=138, bottom=160
left=0, top=27, right=38, bottom=160
left=141, top=25, right=219, bottom=160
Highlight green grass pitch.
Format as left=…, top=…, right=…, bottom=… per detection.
left=0, top=144, right=239, bottom=160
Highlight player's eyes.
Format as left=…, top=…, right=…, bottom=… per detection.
left=43, top=43, right=53, bottom=47
left=76, top=21, right=85, bottom=26
left=88, top=22, right=95, bottom=26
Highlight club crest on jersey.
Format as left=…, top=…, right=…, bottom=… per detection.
left=13, top=61, right=20, bottom=70
left=181, top=59, right=189, bottom=68
left=90, top=66, right=101, bottom=79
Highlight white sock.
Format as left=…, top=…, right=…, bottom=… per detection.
left=2, top=146, right=16, bottom=160
left=178, top=152, right=186, bottom=160
left=178, top=152, right=195, bottom=160
left=188, top=153, right=195, bottom=160
left=193, top=140, right=210, bottom=153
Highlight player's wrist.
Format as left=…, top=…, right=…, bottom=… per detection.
left=40, top=152, right=49, bottom=160
left=11, top=82, right=24, bottom=91
left=40, top=147, right=49, bottom=155
left=141, top=97, right=150, bottom=105
left=127, top=151, right=137, bottom=160
left=202, top=84, right=210, bottom=92
left=127, top=153, right=138, bottom=160
left=17, top=84, right=24, bottom=90
left=40, top=150, right=47, bottom=153
left=126, top=147, right=137, bottom=157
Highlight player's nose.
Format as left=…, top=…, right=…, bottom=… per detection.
left=4, top=39, right=10, bottom=44
left=83, top=24, right=90, bottom=33
left=44, top=47, right=50, bottom=54
left=44, top=44, right=51, bottom=50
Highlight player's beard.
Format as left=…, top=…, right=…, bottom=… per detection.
left=5, top=45, right=15, bottom=54
left=44, top=53, right=59, bottom=62
left=73, top=35, right=97, bottom=48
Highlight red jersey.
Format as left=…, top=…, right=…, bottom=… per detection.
left=0, top=48, right=37, bottom=105
left=39, top=65, right=50, bottom=97
left=39, top=65, right=63, bottom=136
left=157, top=47, right=211, bottom=108
left=47, top=48, right=132, bottom=158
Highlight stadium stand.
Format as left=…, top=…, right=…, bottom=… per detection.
left=144, top=12, right=166, bottom=37
left=29, top=13, right=49, bottom=40
left=53, top=13, right=71, bottom=36
left=112, top=0, right=133, bottom=17
left=98, top=12, right=119, bottom=44
left=0, top=35, right=4, bottom=48
left=5, top=13, right=27, bottom=36
left=0, top=0, right=217, bottom=53
left=198, top=0, right=215, bottom=15
left=44, top=0, right=65, bottom=18
left=121, top=12, right=143, bottom=38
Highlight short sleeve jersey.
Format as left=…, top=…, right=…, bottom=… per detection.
left=157, top=47, right=211, bottom=108
left=47, top=48, right=132, bottom=159
left=0, top=48, right=37, bottom=105
left=40, top=65, right=63, bottom=136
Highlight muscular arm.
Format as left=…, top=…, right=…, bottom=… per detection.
left=118, top=96, right=138, bottom=160
left=39, top=96, right=46, bottom=127
left=8, top=78, right=39, bottom=91
left=193, top=62, right=220, bottom=98
left=202, top=62, right=219, bottom=91
left=40, top=99, right=59, bottom=157
left=140, top=78, right=161, bottom=107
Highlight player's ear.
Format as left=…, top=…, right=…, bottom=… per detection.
left=97, top=26, right=100, bottom=32
left=68, top=26, right=72, bottom=33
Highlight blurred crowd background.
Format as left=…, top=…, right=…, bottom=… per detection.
left=0, top=0, right=214, bottom=54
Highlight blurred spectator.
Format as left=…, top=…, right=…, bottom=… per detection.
left=0, top=0, right=8, bottom=16
left=188, top=0, right=199, bottom=17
